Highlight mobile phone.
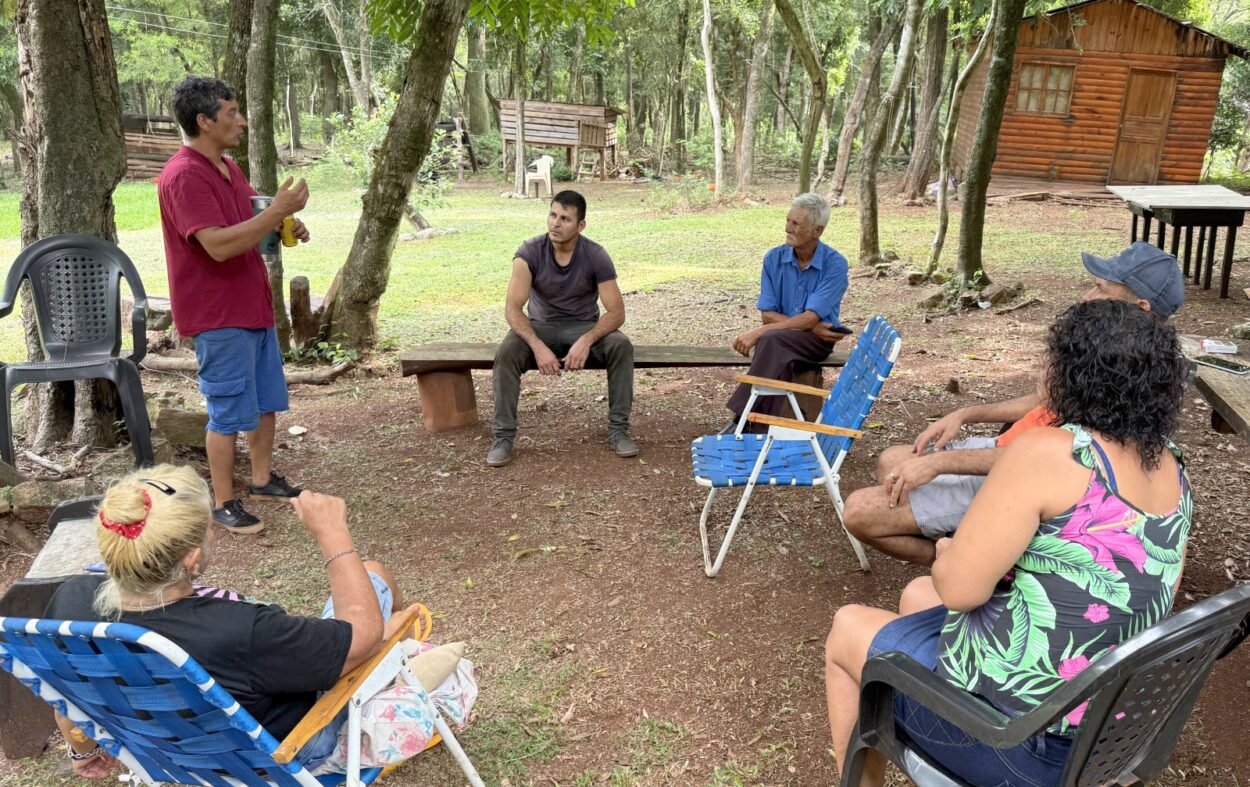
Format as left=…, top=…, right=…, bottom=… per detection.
left=1193, top=355, right=1250, bottom=375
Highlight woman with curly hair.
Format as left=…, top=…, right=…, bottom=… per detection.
left=826, top=299, right=1192, bottom=786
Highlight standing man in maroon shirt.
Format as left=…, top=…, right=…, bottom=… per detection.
left=157, top=77, right=310, bottom=534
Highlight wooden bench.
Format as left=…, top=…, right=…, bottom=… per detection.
left=399, top=343, right=849, bottom=432
left=1180, top=336, right=1250, bottom=444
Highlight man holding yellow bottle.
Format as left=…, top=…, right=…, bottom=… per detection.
left=157, top=76, right=311, bottom=534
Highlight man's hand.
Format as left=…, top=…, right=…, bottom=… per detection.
left=290, top=218, right=310, bottom=243
left=70, top=750, right=118, bottom=779
left=563, top=336, right=592, bottom=371
left=290, top=490, right=348, bottom=539
left=272, top=176, right=309, bottom=216
left=810, top=323, right=844, bottom=343
left=884, top=455, right=941, bottom=508
left=732, top=328, right=762, bottom=357
left=912, top=410, right=965, bottom=454
left=533, top=343, right=561, bottom=376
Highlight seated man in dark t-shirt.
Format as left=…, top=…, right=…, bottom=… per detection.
left=487, top=190, right=636, bottom=467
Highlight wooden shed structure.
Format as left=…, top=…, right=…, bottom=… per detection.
left=500, top=100, right=623, bottom=180
left=954, top=0, right=1247, bottom=186
left=122, top=114, right=181, bottom=180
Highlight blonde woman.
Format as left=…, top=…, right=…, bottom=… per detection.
left=44, top=465, right=413, bottom=776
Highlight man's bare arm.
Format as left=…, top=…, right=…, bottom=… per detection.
left=504, top=258, right=561, bottom=375
left=912, top=392, right=1042, bottom=453
left=194, top=176, right=307, bottom=261
left=759, top=309, right=820, bottom=331
left=563, top=280, right=626, bottom=371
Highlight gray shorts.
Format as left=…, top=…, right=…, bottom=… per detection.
left=907, top=436, right=997, bottom=539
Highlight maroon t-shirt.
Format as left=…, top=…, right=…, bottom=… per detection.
left=157, top=146, right=274, bottom=337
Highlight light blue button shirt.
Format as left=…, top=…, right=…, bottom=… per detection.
left=756, top=241, right=849, bottom=328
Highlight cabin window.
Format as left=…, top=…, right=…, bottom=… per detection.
left=1015, top=63, right=1074, bottom=115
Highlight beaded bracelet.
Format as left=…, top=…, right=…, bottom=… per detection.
left=67, top=744, right=102, bottom=761
left=324, top=548, right=357, bottom=569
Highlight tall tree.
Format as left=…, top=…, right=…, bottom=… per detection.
left=928, top=0, right=993, bottom=275
left=858, top=0, right=923, bottom=264
left=956, top=0, right=1027, bottom=285
left=736, top=0, right=774, bottom=195
left=247, top=0, right=290, bottom=351
left=828, top=11, right=899, bottom=204
left=774, top=0, right=825, bottom=193
left=466, top=22, right=491, bottom=133
left=223, top=0, right=253, bottom=176
left=322, top=0, right=370, bottom=112
left=900, top=4, right=950, bottom=200
left=15, top=0, right=128, bottom=452
left=701, top=0, right=723, bottom=193
left=321, top=0, right=470, bottom=347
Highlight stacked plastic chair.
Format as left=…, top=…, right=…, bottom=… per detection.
left=691, top=316, right=902, bottom=577
left=0, top=605, right=485, bottom=787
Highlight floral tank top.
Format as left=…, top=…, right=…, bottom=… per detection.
left=935, top=424, right=1192, bottom=736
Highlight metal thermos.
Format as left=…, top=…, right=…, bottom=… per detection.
left=249, top=195, right=282, bottom=262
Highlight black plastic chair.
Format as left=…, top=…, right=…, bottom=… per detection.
left=842, top=583, right=1250, bottom=786
left=0, top=234, right=153, bottom=467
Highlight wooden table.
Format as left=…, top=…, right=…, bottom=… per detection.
left=1180, top=337, right=1250, bottom=443
left=1107, top=185, right=1250, bottom=299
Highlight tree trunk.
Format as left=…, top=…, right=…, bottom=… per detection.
left=812, top=95, right=835, bottom=187
left=318, top=48, right=338, bottom=143
left=901, top=5, right=950, bottom=200
left=223, top=0, right=252, bottom=177
left=567, top=23, right=584, bottom=103
left=774, top=0, right=825, bottom=194
left=775, top=43, right=792, bottom=135
left=736, top=1, right=774, bottom=194
left=285, top=72, right=301, bottom=152
left=828, top=12, right=899, bottom=204
left=322, top=0, right=368, bottom=113
left=512, top=36, right=527, bottom=195
left=466, top=22, right=490, bottom=134
left=671, top=0, right=692, bottom=172
left=247, top=0, right=289, bottom=352
left=957, top=0, right=1027, bottom=286
left=928, top=2, right=989, bottom=275
left=357, top=0, right=372, bottom=104
left=624, top=30, right=636, bottom=151
left=16, top=0, right=128, bottom=453
left=701, top=0, right=723, bottom=194
left=858, top=0, right=923, bottom=265
left=321, top=0, right=469, bottom=349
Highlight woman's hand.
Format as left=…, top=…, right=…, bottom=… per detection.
left=70, top=749, right=118, bottom=778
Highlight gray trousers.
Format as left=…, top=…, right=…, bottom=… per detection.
left=492, top=320, right=634, bottom=441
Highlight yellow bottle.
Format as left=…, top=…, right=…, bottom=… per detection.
left=280, top=216, right=297, bottom=247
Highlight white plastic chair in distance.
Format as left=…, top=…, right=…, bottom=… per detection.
left=525, top=155, right=554, bottom=198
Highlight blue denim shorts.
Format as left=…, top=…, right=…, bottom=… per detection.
left=293, top=571, right=396, bottom=770
left=867, top=605, right=1073, bottom=787
left=194, top=327, right=289, bottom=434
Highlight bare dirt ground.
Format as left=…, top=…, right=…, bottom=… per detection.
left=1, top=192, right=1249, bottom=786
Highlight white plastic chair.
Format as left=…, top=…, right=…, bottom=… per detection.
left=525, top=155, right=554, bottom=198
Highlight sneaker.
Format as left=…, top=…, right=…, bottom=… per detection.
left=486, top=438, right=514, bottom=467
left=248, top=473, right=303, bottom=500
left=212, top=499, right=264, bottom=534
left=609, top=432, right=639, bottom=458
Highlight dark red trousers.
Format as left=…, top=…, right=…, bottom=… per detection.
left=726, top=329, right=834, bottom=420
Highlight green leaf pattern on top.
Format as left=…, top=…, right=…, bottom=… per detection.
left=935, top=425, right=1192, bottom=736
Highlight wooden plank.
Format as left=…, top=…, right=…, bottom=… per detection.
left=1193, top=367, right=1250, bottom=443
left=1107, top=184, right=1250, bottom=210
left=400, top=343, right=849, bottom=376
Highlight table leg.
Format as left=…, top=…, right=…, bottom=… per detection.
left=1196, top=226, right=1207, bottom=284
left=1143, top=213, right=1153, bottom=242
left=1219, top=225, right=1237, bottom=299
left=1169, top=223, right=1180, bottom=259
left=1131, top=213, right=1139, bottom=243
left=1204, top=226, right=1218, bottom=290
left=1183, top=225, right=1194, bottom=277
left=1156, top=220, right=1166, bottom=249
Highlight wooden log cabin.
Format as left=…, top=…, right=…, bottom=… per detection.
left=500, top=100, right=623, bottom=180
left=954, top=0, right=1247, bottom=185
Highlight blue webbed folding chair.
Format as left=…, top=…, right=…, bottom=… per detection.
left=0, top=607, right=485, bottom=787
left=691, top=316, right=902, bottom=577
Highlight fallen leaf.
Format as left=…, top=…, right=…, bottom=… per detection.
left=507, top=534, right=521, bottom=541
left=287, top=425, right=308, bottom=436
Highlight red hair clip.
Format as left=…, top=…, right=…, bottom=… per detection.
left=98, top=490, right=151, bottom=540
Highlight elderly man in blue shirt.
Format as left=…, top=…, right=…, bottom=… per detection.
left=726, top=192, right=850, bottom=427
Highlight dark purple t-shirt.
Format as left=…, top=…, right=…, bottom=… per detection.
left=515, top=234, right=617, bottom=322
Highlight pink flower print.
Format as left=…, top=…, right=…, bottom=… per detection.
left=1060, top=492, right=1147, bottom=573
left=1066, top=700, right=1089, bottom=727
left=1084, top=603, right=1110, bottom=623
left=1058, top=655, right=1090, bottom=681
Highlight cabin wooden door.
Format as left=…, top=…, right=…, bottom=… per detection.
left=1109, top=69, right=1177, bottom=185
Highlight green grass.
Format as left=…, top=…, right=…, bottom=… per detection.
left=0, top=170, right=1124, bottom=363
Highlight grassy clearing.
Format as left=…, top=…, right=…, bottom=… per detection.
left=0, top=171, right=1123, bottom=364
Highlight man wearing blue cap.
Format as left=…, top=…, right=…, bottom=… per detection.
left=842, top=242, right=1184, bottom=565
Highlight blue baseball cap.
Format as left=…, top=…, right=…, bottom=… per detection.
left=1080, top=242, right=1184, bottom=318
